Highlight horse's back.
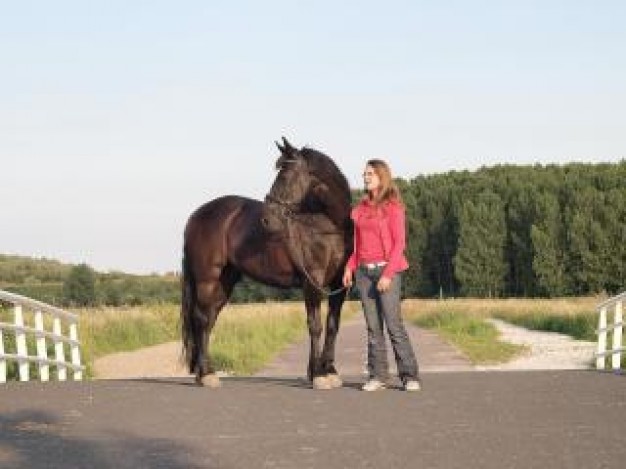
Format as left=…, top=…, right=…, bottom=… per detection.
left=187, top=195, right=257, bottom=222
left=185, top=195, right=301, bottom=287
left=184, top=195, right=256, bottom=266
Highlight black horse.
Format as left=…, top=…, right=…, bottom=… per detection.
left=181, top=137, right=353, bottom=389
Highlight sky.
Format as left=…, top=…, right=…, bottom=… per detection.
left=1, top=1, right=625, bottom=274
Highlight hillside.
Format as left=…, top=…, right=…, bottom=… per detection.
left=0, top=254, right=73, bottom=285
left=0, top=254, right=179, bottom=306
left=0, top=254, right=297, bottom=306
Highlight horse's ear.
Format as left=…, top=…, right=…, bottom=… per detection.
left=275, top=140, right=285, bottom=154
left=281, top=136, right=296, bottom=155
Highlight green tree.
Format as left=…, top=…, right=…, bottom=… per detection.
left=410, top=178, right=461, bottom=297
left=505, top=182, right=539, bottom=296
left=399, top=178, right=427, bottom=297
left=454, top=191, right=507, bottom=297
left=564, top=187, right=612, bottom=294
left=62, top=264, right=96, bottom=306
left=531, top=193, right=566, bottom=296
left=604, top=188, right=626, bottom=293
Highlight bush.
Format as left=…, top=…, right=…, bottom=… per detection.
left=63, top=264, right=97, bottom=306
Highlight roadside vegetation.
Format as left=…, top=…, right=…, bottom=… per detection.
left=415, top=310, right=523, bottom=364
left=2, top=296, right=618, bottom=380
left=402, top=297, right=603, bottom=364
left=488, top=297, right=598, bottom=341
left=77, top=301, right=359, bottom=377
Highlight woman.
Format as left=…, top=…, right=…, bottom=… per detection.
left=342, top=159, right=421, bottom=392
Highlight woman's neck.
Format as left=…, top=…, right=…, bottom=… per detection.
left=367, top=189, right=380, bottom=201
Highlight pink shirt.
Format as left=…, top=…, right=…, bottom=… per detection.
left=346, top=198, right=409, bottom=278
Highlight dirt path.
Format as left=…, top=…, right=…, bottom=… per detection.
left=476, top=318, right=597, bottom=371
left=94, top=341, right=189, bottom=379
left=255, top=313, right=473, bottom=378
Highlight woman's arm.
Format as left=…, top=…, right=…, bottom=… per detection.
left=343, top=208, right=360, bottom=286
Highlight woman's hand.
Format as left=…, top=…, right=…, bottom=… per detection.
left=377, top=276, right=392, bottom=292
left=342, top=268, right=353, bottom=288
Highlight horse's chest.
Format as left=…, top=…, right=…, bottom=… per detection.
left=263, top=239, right=295, bottom=272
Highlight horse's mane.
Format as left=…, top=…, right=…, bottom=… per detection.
left=299, top=147, right=351, bottom=201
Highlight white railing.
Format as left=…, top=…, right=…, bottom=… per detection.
left=0, top=290, right=85, bottom=383
left=596, top=291, right=625, bottom=371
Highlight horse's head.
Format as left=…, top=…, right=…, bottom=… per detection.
left=261, top=137, right=352, bottom=233
left=261, top=137, right=316, bottom=232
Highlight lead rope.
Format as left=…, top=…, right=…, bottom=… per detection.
left=287, top=217, right=349, bottom=298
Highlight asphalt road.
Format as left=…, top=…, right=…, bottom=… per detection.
left=1, top=370, right=624, bottom=468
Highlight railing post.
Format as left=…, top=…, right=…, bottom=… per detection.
left=612, top=301, right=623, bottom=371
left=15, top=305, right=29, bottom=381
left=53, top=317, right=67, bottom=381
left=1, top=290, right=85, bottom=384
left=0, top=327, right=6, bottom=383
left=34, top=310, right=50, bottom=382
left=596, top=306, right=607, bottom=369
left=69, top=322, right=82, bottom=381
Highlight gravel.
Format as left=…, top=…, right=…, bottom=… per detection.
left=475, top=318, right=597, bottom=371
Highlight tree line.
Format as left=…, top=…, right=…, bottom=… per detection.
left=0, top=255, right=180, bottom=306
left=399, top=161, right=625, bottom=298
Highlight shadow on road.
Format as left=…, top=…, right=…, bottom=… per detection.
left=119, top=375, right=369, bottom=391
left=0, top=409, right=209, bottom=469
left=1, top=371, right=625, bottom=468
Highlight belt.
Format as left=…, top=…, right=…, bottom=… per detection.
left=362, top=261, right=387, bottom=269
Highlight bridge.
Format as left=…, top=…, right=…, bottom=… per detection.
left=1, top=291, right=624, bottom=468
left=1, top=371, right=624, bottom=468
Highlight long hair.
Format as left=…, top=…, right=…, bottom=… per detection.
left=365, top=159, right=403, bottom=205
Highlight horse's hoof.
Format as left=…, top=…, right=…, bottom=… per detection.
left=196, top=373, right=221, bottom=388
left=312, top=376, right=332, bottom=390
left=326, top=373, right=343, bottom=388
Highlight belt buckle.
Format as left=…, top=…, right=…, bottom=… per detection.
left=365, top=262, right=386, bottom=270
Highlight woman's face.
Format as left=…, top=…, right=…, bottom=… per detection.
left=363, top=165, right=381, bottom=193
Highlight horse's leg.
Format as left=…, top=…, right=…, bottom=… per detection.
left=192, top=278, right=221, bottom=387
left=304, top=287, right=330, bottom=390
left=194, top=265, right=240, bottom=387
left=321, top=281, right=347, bottom=388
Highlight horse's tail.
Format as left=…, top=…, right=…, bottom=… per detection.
left=181, top=247, right=197, bottom=374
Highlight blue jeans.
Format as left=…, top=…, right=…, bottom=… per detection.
left=355, top=266, right=419, bottom=382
